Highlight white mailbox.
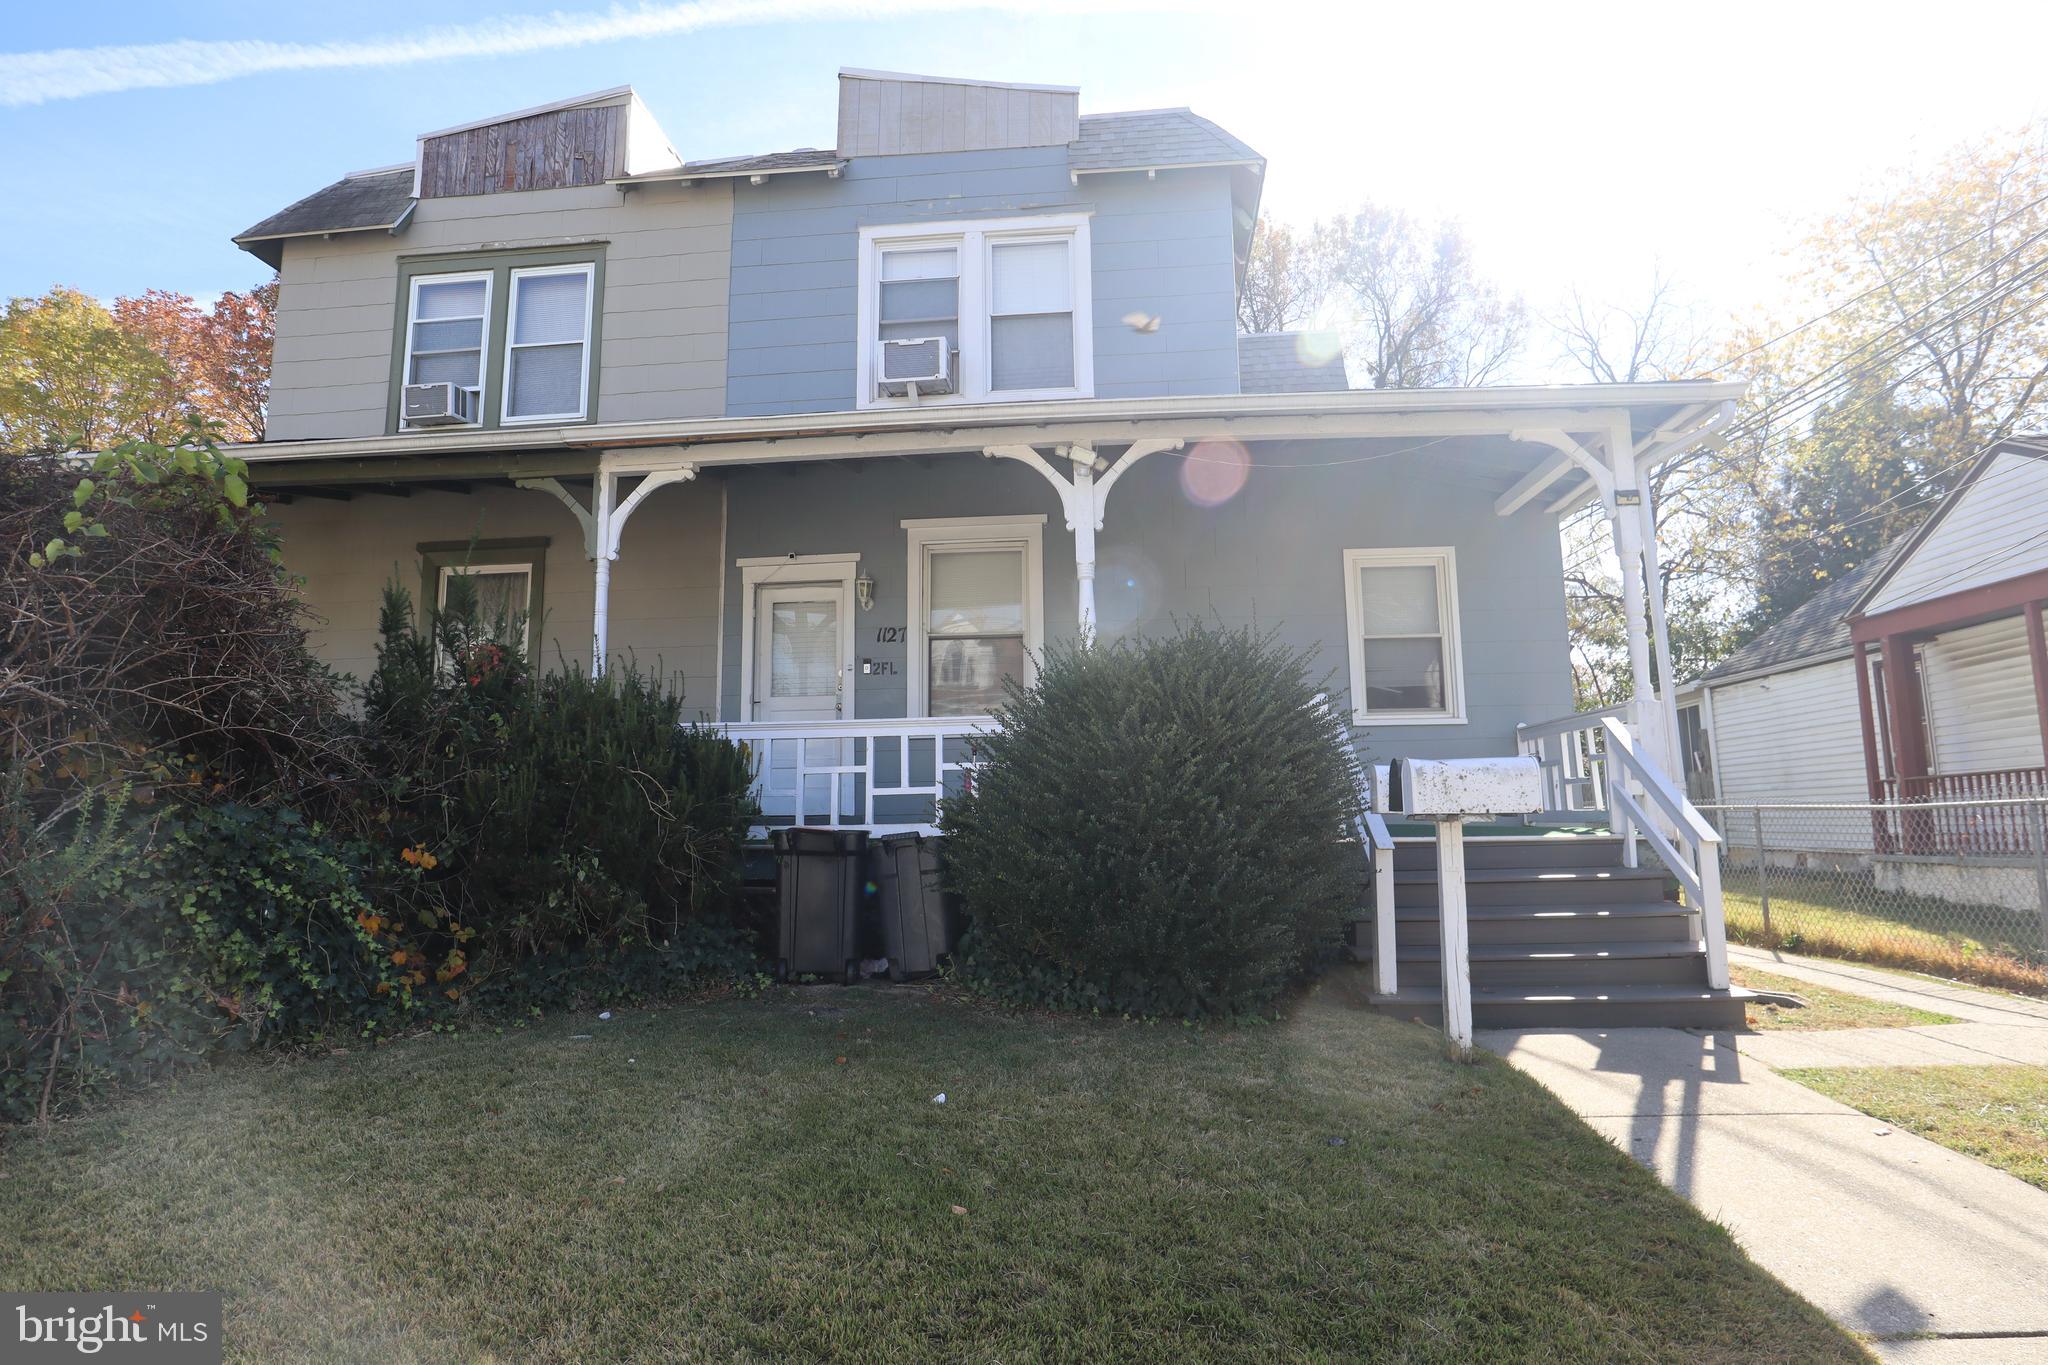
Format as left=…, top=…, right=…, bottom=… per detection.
left=1389, top=755, right=1543, bottom=1051
left=1390, top=756, right=1543, bottom=821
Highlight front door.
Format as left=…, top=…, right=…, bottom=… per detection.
left=753, top=583, right=850, bottom=721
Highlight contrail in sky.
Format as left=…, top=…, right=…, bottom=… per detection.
left=0, top=0, right=1222, bottom=108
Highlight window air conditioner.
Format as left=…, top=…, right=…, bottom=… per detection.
left=403, top=382, right=477, bottom=427
left=877, top=337, right=955, bottom=398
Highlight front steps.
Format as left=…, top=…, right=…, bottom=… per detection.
left=1353, top=830, right=1751, bottom=1029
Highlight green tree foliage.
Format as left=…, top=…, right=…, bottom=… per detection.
left=0, top=288, right=170, bottom=453
left=941, top=624, right=1363, bottom=1017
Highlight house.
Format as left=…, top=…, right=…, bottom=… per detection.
left=233, top=71, right=1745, bottom=1025
left=1679, top=437, right=2048, bottom=906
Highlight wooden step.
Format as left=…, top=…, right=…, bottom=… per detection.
left=1393, top=865, right=1676, bottom=909
left=1393, top=835, right=1627, bottom=871
left=1369, top=982, right=1754, bottom=1030
left=1389, top=939, right=1709, bottom=986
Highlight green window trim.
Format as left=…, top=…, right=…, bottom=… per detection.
left=419, top=537, right=550, bottom=660
left=389, top=246, right=608, bottom=434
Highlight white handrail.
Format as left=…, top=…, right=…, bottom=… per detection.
left=1516, top=704, right=1628, bottom=812
left=1598, top=716, right=1729, bottom=989
left=1355, top=810, right=1397, bottom=996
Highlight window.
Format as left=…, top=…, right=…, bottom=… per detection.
left=418, top=539, right=549, bottom=661
left=404, top=272, right=491, bottom=424
left=905, top=517, right=1045, bottom=717
left=503, top=264, right=594, bottom=423
left=1342, top=548, right=1466, bottom=725
left=391, top=249, right=604, bottom=433
left=858, top=215, right=1092, bottom=408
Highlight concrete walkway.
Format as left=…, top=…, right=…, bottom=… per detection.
left=1481, top=956, right=2048, bottom=1360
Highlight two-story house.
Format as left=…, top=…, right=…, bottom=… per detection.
left=235, top=70, right=1749, bottom=1026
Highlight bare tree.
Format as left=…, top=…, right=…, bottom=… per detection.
left=1314, top=205, right=1525, bottom=388
left=1550, top=268, right=1713, bottom=384
left=1237, top=215, right=1328, bottom=334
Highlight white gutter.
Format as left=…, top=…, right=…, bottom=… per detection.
left=237, top=382, right=1748, bottom=467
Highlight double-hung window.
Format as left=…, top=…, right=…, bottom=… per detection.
left=502, top=264, right=595, bottom=423
left=1343, top=548, right=1466, bottom=725
left=859, top=215, right=1092, bottom=407
left=906, top=517, right=1045, bottom=717
left=418, top=538, right=549, bottom=663
left=404, top=273, right=491, bottom=424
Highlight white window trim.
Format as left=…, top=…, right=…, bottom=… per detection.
left=1342, top=546, right=1468, bottom=726
left=403, top=270, right=492, bottom=428
left=737, top=555, right=860, bottom=722
left=437, top=561, right=535, bottom=659
left=500, top=262, right=596, bottom=425
left=904, top=515, right=1046, bottom=718
left=856, top=214, right=1094, bottom=411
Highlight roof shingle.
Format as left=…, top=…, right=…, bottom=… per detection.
left=233, top=169, right=415, bottom=267
left=1069, top=108, right=1263, bottom=174
left=1694, top=545, right=1904, bottom=685
left=1239, top=333, right=1349, bottom=393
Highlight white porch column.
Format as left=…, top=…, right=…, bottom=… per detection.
left=591, top=471, right=617, bottom=678
left=1604, top=416, right=1681, bottom=780
left=1065, top=444, right=1099, bottom=641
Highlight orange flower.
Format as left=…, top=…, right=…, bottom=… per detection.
left=419, top=851, right=439, bottom=870
left=390, top=950, right=408, bottom=966
left=400, top=847, right=421, bottom=866
left=445, top=988, right=460, bottom=1000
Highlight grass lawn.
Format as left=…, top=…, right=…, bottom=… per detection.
left=1782, top=1065, right=2048, bottom=1192
left=1732, top=966, right=1959, bottom=1032
left=0, top=975, right=1862, bottom=1363
left=1721, top=870, right=2048, bottom=996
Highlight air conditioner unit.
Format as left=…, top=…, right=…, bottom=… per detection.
left=403, top=382, right=477, bottom=427
left=877, top=337, right=955, bottom=398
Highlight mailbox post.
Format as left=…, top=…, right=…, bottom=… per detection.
left=1389, top=756, right=1544, bottom=1050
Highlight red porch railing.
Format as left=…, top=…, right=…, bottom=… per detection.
left=1878, top=767, right=2048, bottom=855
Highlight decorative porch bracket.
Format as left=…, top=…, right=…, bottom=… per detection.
left=514, top=477, right=600, bottom=560
left=984, top=438, right=1184, bottom=640
left=586, top=465, right=698, bottom=677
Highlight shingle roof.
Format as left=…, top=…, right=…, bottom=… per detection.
left=614, top=148, right=847, bottom=183
left=1239, top=333, right=1349, bottom=393
left=233, top=168, right=415, bottom=266
left=1069, top=108, right=1263, bottom=174
left=1695, top=544, right=1905, bottom=685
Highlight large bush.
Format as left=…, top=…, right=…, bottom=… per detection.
left=942, top=623, right=1363, bottom=1016
left=362, top=581, right=757, bottom=973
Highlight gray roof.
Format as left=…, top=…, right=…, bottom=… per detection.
left=1069, top=108, right=1263, bottom=174
left=1239, top=333, right=1349, bottom=393
left=233, top=169, right=414, bottom=267
left=615, top=148, right=847, bottom=183
left=1695, top=545, right=1905, bottom=685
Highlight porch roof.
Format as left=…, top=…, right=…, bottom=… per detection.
left=237, top=381, right=1746, bottom=485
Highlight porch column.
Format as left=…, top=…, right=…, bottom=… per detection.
left=591, top=471, right=617, bottom=678
left=1603, top=417, right=1677, bottom=779
left=1066, top=445, right=1099, bottom=642
left=1852, top=639, right=1891, bottom=852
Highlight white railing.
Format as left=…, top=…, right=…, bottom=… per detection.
left=1355, top=809, right=1398, bottom=996
left=1516, top=703, right=1629, bottom=812
left=1599, top=716, right=1729, bottom=989
left=724, top=716, right=989, bottom=836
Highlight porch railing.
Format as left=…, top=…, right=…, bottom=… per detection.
left=1355, top=809, right=1397, bottom=996
left=724, top=716, right=989, bottom=836
left=1515, top=703, right=1628, bottom=812
left=1878, top=767, right=2048, bottom=856
left=1599, top=716, right=1730, bottom=988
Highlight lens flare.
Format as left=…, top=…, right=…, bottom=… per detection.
left=1179, top=439, right=1250, bottom=507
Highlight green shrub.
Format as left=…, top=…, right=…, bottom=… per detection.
left=941, top=623, right=1363, bottom=1017
left=363, top=582, right=758, bottom=975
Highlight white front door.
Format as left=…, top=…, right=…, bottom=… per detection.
left=753, top=583, right=850, bottom=721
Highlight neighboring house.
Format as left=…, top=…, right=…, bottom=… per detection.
left=233, top=70, right=1747, bottom=1024
left=1681, top=438, right=2048, bottom=888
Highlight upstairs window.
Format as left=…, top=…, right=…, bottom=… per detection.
left=858, top=215, right=1092, bottom=408
left=404, top=273, right=491, bottom=425
left=503, top=264, right=594, bottom=423
left=1342, top=548, right=1467, bottom=725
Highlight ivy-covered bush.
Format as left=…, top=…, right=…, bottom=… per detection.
left=362, top=581, right=758, bottom=975
left=941, top=623, right=1363, bottom=1017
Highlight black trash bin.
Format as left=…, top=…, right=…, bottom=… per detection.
left=771, top=828, right=868, bottom=984
left=870, top=832, right=961, bottom=980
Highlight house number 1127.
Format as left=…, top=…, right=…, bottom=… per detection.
left=874, top=626, right=905, bottom=643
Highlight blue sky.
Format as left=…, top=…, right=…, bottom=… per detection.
left=6, top=0, right=2048, bottom=352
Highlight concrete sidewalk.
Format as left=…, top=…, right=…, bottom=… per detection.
left=1730, top=945, right=2048, bottom=1027
left=1480, top=1025, right=2048, bottom=1360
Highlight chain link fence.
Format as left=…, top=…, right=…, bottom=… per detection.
left=1699, top=798, right=2048, bottom=994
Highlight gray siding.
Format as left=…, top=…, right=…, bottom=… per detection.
left=717, top=442, right=1573, bottom=757
left=267, top=180, right=733, bottom=440
left=836, top=74, right=1079, bottom=157
left=723, top=151, right=1242, bottom=416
